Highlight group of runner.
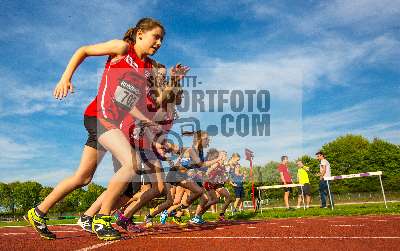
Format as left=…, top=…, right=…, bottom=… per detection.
left=25, top=17, right=246, bottom=241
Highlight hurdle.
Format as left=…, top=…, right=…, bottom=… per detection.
left=324, top=171, right=387, bottom=210
left=257, top=184, right=305, bottom=214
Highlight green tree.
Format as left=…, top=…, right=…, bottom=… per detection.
left=13, top=181, right=42, bottom=213
left=39, top=187, right=53, bottom=202
left=63, top=188, right=85, bottom=213
left=364, top=138, right=400, bottom=191
left=0, top=183, right=13, bottom=213
left=321, top=134, right=370, bottom=174
left=81, top=183, right=105, bottom=211
left=320, top=134, right=371, bottom=193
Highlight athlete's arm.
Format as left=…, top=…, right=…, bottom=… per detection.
left=189, top=149, right=223, bottom=168
left=54, top=39, right=129, bottom=99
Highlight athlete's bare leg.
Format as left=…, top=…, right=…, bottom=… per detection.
left=199, top=189, right=218, bottom=215
left=37, top=146, right=105, bottom=214
left=98, top=129, right=140, bottom=215
left=234, top=198, right=242, bottom=209
left=166, top=186, right=184, bottom=213
left=216, top=187, right=233, bottom=214
left=178, top=180, right=204, bottom=205
left=149, top=183, right=174, bottom=216
left=122, top=158, right=165, bottom=218
left=84, top=191, right=131, bottom=217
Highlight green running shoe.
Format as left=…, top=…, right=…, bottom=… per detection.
left=24, top=208, right=56, bottom=240
left=92, top=214, right=121, bottom=241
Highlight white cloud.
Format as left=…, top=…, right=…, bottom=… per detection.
left=185, top=33, right=399, bottom=103
left=303, top=98, right=400, bottom=149
left=0, top=134, right=56, bottom=169
left=295, top=0, right=400, bottom=35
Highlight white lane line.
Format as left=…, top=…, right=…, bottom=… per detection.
left=373, top=220, right=388, bottom=222
left=52, top=230, right=80, bottom=233
left=215, top=228, right=224, bottom=230
left=247, top=227, right=256, bottom=229
left=330, top=224, right=365, bottom=227
left=75, top=240, right=120, bottom=251
left=1, top=233, right=28, bottom=236
left=1, top=230, right=80, bottom=236
left=151, top=236, right=400, bottom=240
left=280, top=225, right=294, bottom=228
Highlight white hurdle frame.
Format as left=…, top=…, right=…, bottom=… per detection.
left=257, top=184, right=305, bottom=214
left=323, top=171, right=387, bottom=210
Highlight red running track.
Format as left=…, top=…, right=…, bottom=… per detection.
left=1, top=215, right=400, bottom=251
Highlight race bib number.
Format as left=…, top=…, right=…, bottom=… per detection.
left=114, top=80, right=141, bottom=110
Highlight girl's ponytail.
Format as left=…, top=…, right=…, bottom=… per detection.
left=123, top=17, right=165, bottom=44
left=123, top=27, right=138, bottom=44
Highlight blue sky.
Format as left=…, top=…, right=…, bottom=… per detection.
left=1, top=0, right=399, bottom=186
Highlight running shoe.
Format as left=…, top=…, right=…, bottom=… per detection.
left=189, top=215, right=206, bottom=225
left=77, top=214, right=94, bottom=233
left=92, top=214, right=121, bottom=241
left=115, top=211, right=144, bottom=233
left=181, top=208, right=191, bottom=217
left=218, top=214, right=227, bottom=222
left=171, top=216, right=187, bottom=226
left=160, top=210, right=168, bottom=225
left=144, top=214, right=153, bottom=228
left=24, top=208, right=56, bottom=240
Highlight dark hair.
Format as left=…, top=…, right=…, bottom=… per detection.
left=281, top=155, right=288, bottom=161
left=123, top=17, right=165, bottom=44
left=206, top=148, right=219, bottom=161
left=315, top=151, right=325, bottom=157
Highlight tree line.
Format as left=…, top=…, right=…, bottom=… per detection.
left=1, top=134, right=399, bottom=215
left=0, top=182, right=105, bottom=216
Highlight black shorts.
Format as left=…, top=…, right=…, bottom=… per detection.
left=234, top=186, right=244, bottom=198
left=84, top=116, right=107, bottom=152
left=300, top=183, right=311, bottom=196
left=112, top=156, right=151, bottom=197
left=283, top=186, right=292, bottom=193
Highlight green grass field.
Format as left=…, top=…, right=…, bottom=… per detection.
left=1, top=202, right=399, bottom=227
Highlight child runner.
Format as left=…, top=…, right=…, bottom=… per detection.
left=229, top=153, right=246, bottom=213
left=110, top=64, right=189, bottom=229
left=163, top=131, right=224, bottom=225
left=202, top=149, right=233, bottom=221
left=78, top=63, right=188, bottom=232
left=25, top=18, right=166, bottom=241
left=77, top=63, right=169, bottom=233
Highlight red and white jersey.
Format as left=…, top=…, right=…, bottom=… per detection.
left=120, top=107, right=175, bottom=150
left=84, top=43, right=153, bottom=124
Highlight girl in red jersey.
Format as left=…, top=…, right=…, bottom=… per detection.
left=201, top=149, right=233, bottom=221
left=111, top=63, right=190, bottom=229
left=77, top=63, right=185, bottom=233
left=25, top=18, right=166, bottom=241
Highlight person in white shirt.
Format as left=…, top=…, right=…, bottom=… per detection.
left=316, top=151, right=334, bottom=208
